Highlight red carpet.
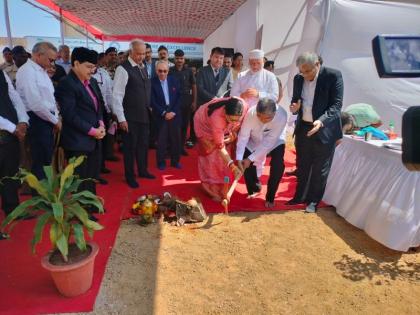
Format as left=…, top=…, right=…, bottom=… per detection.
left=121, top=148, right=304, bottom=219
left=0, top=148, right=302, bottom=315
left=0, top=167, right=129, bottom=315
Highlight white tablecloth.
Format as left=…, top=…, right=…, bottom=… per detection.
left=323, top=136, right=420, bottom=251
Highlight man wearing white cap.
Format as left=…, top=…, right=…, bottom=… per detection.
left=231, top=49, right=279, bottom=108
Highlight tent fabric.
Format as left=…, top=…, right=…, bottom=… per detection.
left=289, top=0, right=420, bottom=133
left=35, top=0, right=247, bottom=43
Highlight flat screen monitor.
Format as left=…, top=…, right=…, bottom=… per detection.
left=372, top=35, right=420, bottom=78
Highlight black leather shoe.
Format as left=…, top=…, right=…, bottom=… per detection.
left=285, top=198, right=303, bottom=206
left=126, top=179, right=139, bottom=188
left=138, top=172, right=156, bottom=179
left=97, top=177, right=108, bottom=185
left=0, top=232, right=10, bottom=240
left=101, top=167, right=111, bottom=174
left=88, top=214, right=98, bottom=222
left=285, top=169, right=297, bottom=176
left=106, top=156, right=120, bottom=162
left=171, top=162, right=182, bottom=169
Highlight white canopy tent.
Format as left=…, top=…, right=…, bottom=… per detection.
left=204, top=0, right=420, bottom=133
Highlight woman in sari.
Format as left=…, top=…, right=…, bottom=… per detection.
left=194, top=97, right=248, bottom=201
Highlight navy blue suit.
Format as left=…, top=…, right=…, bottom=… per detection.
left=55, top=71, right=104, bottom=197
left=151, top=75, right=181, bottom=166
left=291, top=66, right=344, bottom=205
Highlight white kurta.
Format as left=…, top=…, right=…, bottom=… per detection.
left=230, top=69, right=279, bottom=108
left=236, top=105, right=287, bottom=177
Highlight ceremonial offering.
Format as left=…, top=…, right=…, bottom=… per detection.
left=132, top=192, right=207, bottom=226
left=132, top=194, right=159, bottom=224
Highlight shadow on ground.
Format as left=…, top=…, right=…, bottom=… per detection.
left=317, top=207, right=420, bottom=284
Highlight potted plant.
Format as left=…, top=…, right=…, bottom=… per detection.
left=1, top=156, right=104, bottom=297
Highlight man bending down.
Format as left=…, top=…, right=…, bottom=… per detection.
left=236, top=98, right=287, bottom=208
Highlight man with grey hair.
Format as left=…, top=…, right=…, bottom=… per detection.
left=56, top=44, right=71, bottom=74
left=287, top=51, right=343, bottom=213
left=236, top=98, right=287, bottom=208
left=112, top=39, right=155, bottom=188
left=231, top=49, right=278, bottom=108
left=151, top=60, right=181, bottom=170
left=16, top=41, right=61, bottom=182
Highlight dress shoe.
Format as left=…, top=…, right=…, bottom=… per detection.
left=285, top=198, right=303, bottom=206
left=0, top=232, right=10, bottom=240
left=139, top=172, right=156, bottom=179
left=171, top=162, right=182, bottom=169
left=181, top=149, right=189, bottom=156
left=126, top=179, right=139, bottom=188
left=157, top=162, right=166, bottom=170
left=286, top=169, right=297, bottom=176
left=247, top=192, right=261, bottom=199
left=97, top=177, right=108, bottom=185
left=88, top=214, right=99, bottom=222
left=106, top=156, right=120, bottom=162
left=101, top=167, right=111, bottom=174
left=305, top=202, right=318, bottom=213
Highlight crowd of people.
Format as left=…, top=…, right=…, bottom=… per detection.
left=0, top=38, right=344, bottom=240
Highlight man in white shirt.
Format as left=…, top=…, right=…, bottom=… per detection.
left=112, top=39, right=155, bottom=188
left=16, top=41, right=61, bottom=181
left=0, top=69, right=29, bottom=229
left=231, top=49, right=279, bottom=108
left=92, top=60, right=114, bottom=175
left=55, top=45, right=71, bottom=74
left=288, top=52, right=343, bottom=213
left=236, top=98, right=287, bottom=208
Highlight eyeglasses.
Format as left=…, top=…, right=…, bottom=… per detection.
left=157, top=69, right=168, bottom=73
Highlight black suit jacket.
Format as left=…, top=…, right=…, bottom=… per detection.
left=55, top=70, right=104, bottom=152
left=196, top=65, right=232, bottom=105
left=151, top=76, right=181, bottom=126
left=292, top=66, right=344, bottom=144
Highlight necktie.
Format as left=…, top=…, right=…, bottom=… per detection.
left=214, top=69, right=220, bottom=84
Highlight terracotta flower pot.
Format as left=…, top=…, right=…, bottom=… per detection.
left=41, top=241, right=99, bottom=297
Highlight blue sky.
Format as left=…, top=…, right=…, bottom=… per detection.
left=0, top=0, right=60, bottom=37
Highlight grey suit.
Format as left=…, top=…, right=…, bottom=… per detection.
left=196, top=65, right=233, bottom=106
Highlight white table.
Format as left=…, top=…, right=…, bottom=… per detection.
left=323, top=136, right=420, bottom=251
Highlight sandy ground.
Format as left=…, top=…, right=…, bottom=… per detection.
left=72, top=207, right=420, bottom=315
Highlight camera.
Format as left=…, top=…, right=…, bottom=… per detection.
left=372, top=35, right=420, bottom=171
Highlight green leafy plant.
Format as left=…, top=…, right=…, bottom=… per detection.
left=1, top=156, right=104, bottom=262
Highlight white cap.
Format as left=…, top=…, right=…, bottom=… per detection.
left=249, top=49, right=264, bottom=59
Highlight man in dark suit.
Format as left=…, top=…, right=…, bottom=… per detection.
left=55, top=47, right=105, bottom=221
left=190, top=47, right=233, bottom=145
left=169, top=49, right=197, bottom=156
left=151, top=60, right=182, bottom=170
left=287, top=51, right=344, bottom=213
left=112, top=39, right=155, bottom=188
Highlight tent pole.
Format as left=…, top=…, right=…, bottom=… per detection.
left=4, top=0, right=13, bottom=48
left=59, top=8, right=65, bottom=45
